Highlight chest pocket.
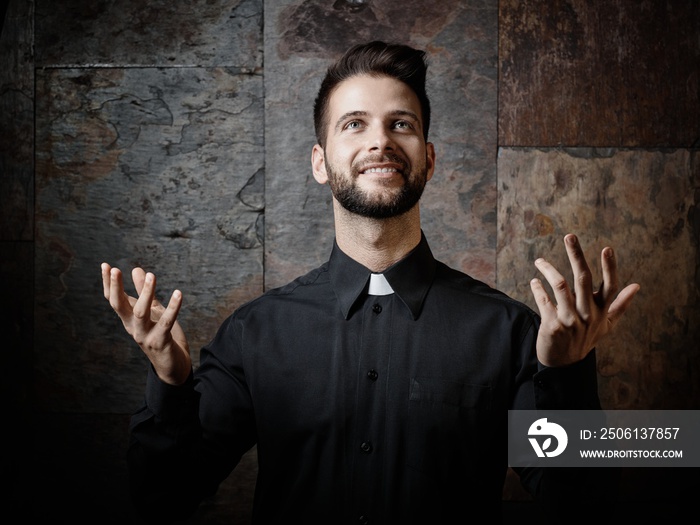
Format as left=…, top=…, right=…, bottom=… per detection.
left=409, top=377, right=491, bottom=408
left=407, top=377, right=493, bottom=475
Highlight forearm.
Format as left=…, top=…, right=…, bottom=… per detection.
left=515, top=351, right=620, bottom=518
left=127, top=368, right=225, bottom=522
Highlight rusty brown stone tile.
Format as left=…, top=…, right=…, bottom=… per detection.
left=34, top=67, right=264, bottom=412
left=0, top=0, right=34, bottom=240
left=497, top=147, right=700, bottom=408
left=34, top=0, right=263, bottom=68
left=265, top=0, right=499, bottom=288
left=499, top=0, right=700, bottom=147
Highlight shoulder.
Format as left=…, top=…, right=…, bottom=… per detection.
left=231, top=261, right=332, bottom=317
left=433, top=260, right=539, bottom=319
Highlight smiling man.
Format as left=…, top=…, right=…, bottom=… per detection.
left=102, top=41, right=639, bottom=524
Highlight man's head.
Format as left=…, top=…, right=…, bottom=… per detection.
left=313, top=41, right=431, bottom=149
left=310, top=42, right=435, bottom=221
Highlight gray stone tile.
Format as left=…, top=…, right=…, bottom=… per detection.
left=0, top=0, right=34, bottom=240
left=34, top=66, right=264, bottom=412
left=35, top=0, right=263, bottom=68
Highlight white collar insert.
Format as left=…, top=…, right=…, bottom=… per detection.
left=368, top=273, right=394, bottom=296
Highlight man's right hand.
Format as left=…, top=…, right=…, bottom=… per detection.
left=101, top=263, right=192, bottom=386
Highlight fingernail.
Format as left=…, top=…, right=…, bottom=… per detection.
left=605, top=247, right=614, bottom=258
left=146, top=273, right=153, bottom=283
left=567, top=235, right=577, bottom=245
left=535, top=258, right=545, bottom=265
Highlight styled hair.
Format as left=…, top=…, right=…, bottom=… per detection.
left=313, top=41, right=431, bottom=148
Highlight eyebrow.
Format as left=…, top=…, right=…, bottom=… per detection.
left=334, top=110, right=421, bottom=132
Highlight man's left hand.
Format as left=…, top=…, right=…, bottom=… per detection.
left=530, top=233, right=640, bottom=367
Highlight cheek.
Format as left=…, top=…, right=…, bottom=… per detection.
left=328, top=144, right=358, bottom=168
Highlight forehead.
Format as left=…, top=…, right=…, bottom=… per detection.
left=328, top=74, right=422, bottom=120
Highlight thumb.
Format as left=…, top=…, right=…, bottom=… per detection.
left=607, top=283, right=640, bottom=328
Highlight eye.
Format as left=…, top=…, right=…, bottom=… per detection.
left=345, top=120, right=362, bottom=130
left=393, top=120, right=413, bottom=130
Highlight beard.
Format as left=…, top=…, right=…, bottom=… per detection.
left=325, top=153, right=428, bottom=219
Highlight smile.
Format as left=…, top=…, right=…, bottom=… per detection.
left=362, top=167, right=399, bottom=174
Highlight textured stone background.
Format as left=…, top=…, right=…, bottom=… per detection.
left=1, top=0, right=698, bottom=523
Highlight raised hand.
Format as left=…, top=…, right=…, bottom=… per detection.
left=529, top=234, right=640, bottom=367
left=101, top=263, right=192, bottom=385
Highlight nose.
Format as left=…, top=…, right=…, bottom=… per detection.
left=368, top=125, right=395, bottom=152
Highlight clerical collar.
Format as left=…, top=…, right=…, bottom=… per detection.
left=368, top=273, right=394, bottom=296
left=327, top=231, right=437, bottom=320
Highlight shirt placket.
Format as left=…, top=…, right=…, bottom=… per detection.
left=351, top=293, right=393, bottom=525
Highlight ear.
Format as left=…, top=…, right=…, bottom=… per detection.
left=425, top=142, right=436, bottom=182
left=311, top=144, right=328, bottom=184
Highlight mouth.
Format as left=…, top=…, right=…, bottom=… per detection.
left=358, top=163, right=405, bottom=176
left=362, top=166, right=400, bottom=174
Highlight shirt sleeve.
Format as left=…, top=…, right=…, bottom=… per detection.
left=514, top=348, right=622, bottom=520
left=127, top=313, right=256, bottom=523
left=127, top=367, right=211, bottom=522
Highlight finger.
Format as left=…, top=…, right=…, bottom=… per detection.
left=101, top=262, right=112, bottom=300
left=563, top=234, right=594, bottom=318
left=132, top=267, right=147, bottom=295
left=133, top=268, right=166, bottom=312
left=157, top=289, right=184, bottom=334
left=109, top=267, right=133, bottom=317
left=599, top=246, right=620, bottom=308
left=529, top=277, right=557, bottom=321
left=132, top=272, right=157, bottom=325
left=607, top=283, right=641, bottom=327
left=533, top=257, right=575, bottom=321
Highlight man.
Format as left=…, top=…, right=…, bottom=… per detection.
left=101, top=41, right=639, bottom=523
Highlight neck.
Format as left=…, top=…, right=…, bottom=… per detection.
left=333, top=200, right=422, bottom=272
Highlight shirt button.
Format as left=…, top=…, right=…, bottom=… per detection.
left=359, top=516, right=369, bottom=525
left=360, top=441, right=372, bottom=453
left=367, top=369, right=378, bottom=381
left=372, top=304, right=382, bottom=314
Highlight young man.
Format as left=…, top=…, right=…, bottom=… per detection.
left=101, top=41, right=639, bottom=523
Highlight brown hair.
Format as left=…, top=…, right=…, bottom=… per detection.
left=313, top=41, right=431, bottom=148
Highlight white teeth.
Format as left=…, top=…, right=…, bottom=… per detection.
left=363, top=167, right=397, bottom=173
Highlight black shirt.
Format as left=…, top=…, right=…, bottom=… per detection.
left=128, top=233, right=604, bottom=524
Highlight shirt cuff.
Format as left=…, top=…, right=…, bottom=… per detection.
left=145, top=365, right=197, bottom=422
left=533, top=350, right=602, bottom=410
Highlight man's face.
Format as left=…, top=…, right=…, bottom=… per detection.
left=312, top=74, right=435, bottom=219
